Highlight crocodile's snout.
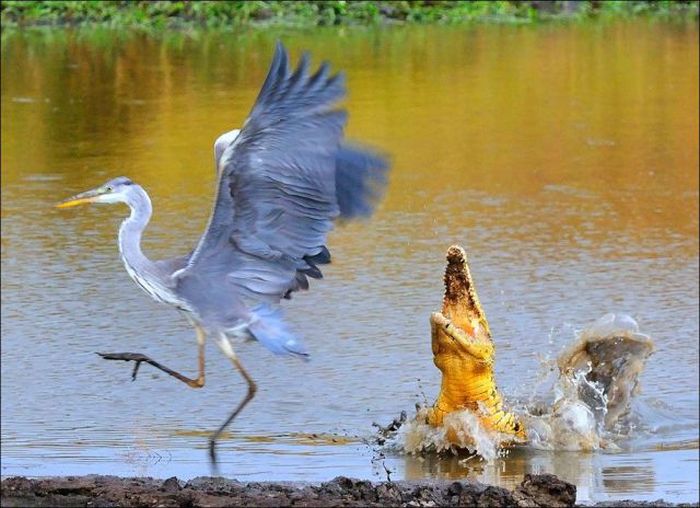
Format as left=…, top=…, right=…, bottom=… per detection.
left=446, top=245, right=467, bottom=265
left=441, top=245, right=490, bottom=338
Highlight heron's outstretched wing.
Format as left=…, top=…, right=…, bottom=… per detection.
left=179, top=42, right=354, bottom=304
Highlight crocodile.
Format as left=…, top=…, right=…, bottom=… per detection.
left=421, top=245, right=654, bottom=452
left=425, top=245, right=527, bottom=445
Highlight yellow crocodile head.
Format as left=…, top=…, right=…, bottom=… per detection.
left=427, top=245, right=525, bottom=443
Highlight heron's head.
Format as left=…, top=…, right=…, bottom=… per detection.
left=56, top=177, right=136, bottom=209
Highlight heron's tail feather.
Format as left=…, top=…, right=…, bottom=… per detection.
left=250, top=305, right=309, bottom=359
left=335, top=144, right=389, bottom=219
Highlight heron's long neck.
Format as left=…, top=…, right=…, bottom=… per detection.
left=118, top=187, right=157, bottom=277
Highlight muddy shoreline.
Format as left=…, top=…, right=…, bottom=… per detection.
left=2, top=474, right=697, bottom=507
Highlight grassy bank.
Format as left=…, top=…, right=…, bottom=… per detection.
left=1, top=1, right=698, bottom=29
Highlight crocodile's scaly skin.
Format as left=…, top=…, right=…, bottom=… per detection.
left=426, top=245, right=526, bottom=444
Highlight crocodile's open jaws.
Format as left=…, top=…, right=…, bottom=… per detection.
left=426, top=245, right=527, bottom=445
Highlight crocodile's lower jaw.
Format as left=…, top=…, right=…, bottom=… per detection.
left=427, top=246, right=526, bottom=446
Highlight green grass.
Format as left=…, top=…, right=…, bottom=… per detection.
left=1, top=1, right=698, bottom=29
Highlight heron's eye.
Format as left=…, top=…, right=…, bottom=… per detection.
left=105, top=186, right=113, bottom=192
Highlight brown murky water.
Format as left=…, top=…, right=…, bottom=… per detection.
left=2, top=21, right=698, bottom=504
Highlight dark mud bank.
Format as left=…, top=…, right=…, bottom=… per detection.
left=1, top=474, right=696, bottom=507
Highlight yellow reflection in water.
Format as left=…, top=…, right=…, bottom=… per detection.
left=2, top=22, right=698, bottom=260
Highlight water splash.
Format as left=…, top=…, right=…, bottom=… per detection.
left=555, top=313, right=654, bottom=432
left=391, top=313, right=654, bottom=459
left=401, top=406, right=506, bottom=461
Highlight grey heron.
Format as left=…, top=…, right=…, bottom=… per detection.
left=56, top=41, right=388, bottom=468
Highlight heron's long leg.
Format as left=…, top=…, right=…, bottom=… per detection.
left=97, top=324, right=207, bottom=388
left=209, top=335, right=258, bottom=468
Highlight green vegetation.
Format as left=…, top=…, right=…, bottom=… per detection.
left=1, top=1, right=698, bottom=29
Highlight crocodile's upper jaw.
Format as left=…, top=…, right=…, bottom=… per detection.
left=437, top=245, right=491, bottom=340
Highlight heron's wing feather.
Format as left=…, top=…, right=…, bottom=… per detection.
left=334, top=144, right=389, bottom=220
left=180, top=42, right=346, bottom=302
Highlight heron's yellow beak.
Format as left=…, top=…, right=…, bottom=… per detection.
left=56, top=189, right=101, bottom=209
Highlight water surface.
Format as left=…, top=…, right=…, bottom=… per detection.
left=2, top=21, right=698, bottom=504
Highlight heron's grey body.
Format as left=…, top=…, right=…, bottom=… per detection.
left=58, top=42, right=388, bottom=468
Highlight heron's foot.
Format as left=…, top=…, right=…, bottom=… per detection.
left=96, top=352, right=205, bottom=388
left=96, top=352, right=152, bottom=381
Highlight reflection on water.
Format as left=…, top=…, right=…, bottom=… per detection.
left=602, top=463, right=656, bottom=495
left=2, top=21, right=698, bottom=504
left=401, top=446, right=696, bottom=504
